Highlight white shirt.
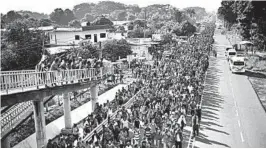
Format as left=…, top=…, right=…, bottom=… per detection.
left=178, top=115, right=187, bottom=125
left=176, top=133, right=181, bottom=142
left=188, top=85, right=193, bottom=93
left=73, top=140, right=78, bottom=147
left=79, top=128, right=84, bottom=138
left=121, top=119, right=129, bottom=128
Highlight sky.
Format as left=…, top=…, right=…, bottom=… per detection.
left=0, top=0, right=222, bottom=14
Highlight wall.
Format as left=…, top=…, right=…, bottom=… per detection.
left=107, top=33, right=126, bottom=40
left=49, top=29, right=108, bottom=45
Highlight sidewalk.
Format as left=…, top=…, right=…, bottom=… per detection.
left=14, top=80, right=134, bottom=148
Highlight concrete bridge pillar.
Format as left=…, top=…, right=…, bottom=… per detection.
left=1, top=136, right=10, bottom=148
left=90, top=85, right=98, bottom=111
left=63, top=93, right=72, bottom=129
left=32, top=99, right=46, bottom=148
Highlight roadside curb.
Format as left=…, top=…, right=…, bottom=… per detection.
left=246, top=75, right=266, bottom=113
left=245, top=69, right=266, bottom=78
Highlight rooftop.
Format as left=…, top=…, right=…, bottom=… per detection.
left=82, top=25, right=112, bottom=31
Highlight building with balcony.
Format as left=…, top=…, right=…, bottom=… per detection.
left=48, top=25, right=112, bottom=46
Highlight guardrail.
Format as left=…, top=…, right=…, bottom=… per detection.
left=1, top=66, right=114, bottom=94
left=82, top=87, right=144, bottom=142
left=0, top=70, right=36, bottom=75
left=1, top=101, right=33, bottom=133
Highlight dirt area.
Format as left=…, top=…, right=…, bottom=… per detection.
left=248, top=77, right=266, bottom=112
left=246, top=54, right=266, bottom=72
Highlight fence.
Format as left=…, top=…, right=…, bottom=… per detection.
left=1, top=66, right=114, bottom=94
left=82, top=87, right=144, bottom=142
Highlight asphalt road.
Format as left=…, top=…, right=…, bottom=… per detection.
left=192, top=29, right=266, bottom=148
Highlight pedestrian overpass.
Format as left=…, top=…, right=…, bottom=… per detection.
left=0, top=67, right=114, bottom=148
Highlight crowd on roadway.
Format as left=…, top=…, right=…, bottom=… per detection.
left=46, top=23, right=215, bottom=148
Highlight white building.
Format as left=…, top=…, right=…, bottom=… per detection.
left=107, top=32, right=126, bottom=40
left=48, top=25, right=112, bottom=46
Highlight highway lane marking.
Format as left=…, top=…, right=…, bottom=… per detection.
left=192, top=137, right=196, bottom=148
left=238, top=120, right=241, bottom=127
left=187, top=129, right=193, bottom=148
left=236, top=109, right=239, bottom=116
left=240, top=131, right=245, bottom=142
left=228, top=64, right=247, bottom=144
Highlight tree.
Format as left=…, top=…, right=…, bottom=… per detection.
left=25, top=17, right=40, bottom=28
left=68, top=20, right=81, bottom=28
left=180, top=20, right=196, bottom=36
left=50, top=8, right=76, bottom=25
left=73, top=3, right=95, bottom=20
left=92, top=16, right=113, bottom=26
left=92, top=1, right=126, bottom=15
left=110, top=10, right=126, bottom=21
left=102, top=39, right=132, bottom=61
left=64, top=9, right=76, bottom=24
left=128, top=4, right=141, bottom=14
left=68, top=40, right=98, bottom=58
left=172, top=8, right=183, bottom=23
left=184, top=7, right=207, bottom=20
left=128, top=14, right=136, bottom=21
left=1, top=11, right=23, bottom=28
left=217, top=1, right=237, bottom=28
left=172, top=23, right=182, bottom=36
left=160, top=33, right=173, bottom=45
left=185, top=8, right=195, bottom=18
left=40, top=18, right=52, bottom=26
left=50, top=8, right=65, bottom=25
left=81, top=13, right=95, bottom=23
left=1, top=19, right=43, bottom=70
left=117, top=11, right=127, bottom=21
left=128, top=26, right=144, bottom=38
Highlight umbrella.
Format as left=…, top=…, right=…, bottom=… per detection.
left=239, top=41, right=254, bottom=45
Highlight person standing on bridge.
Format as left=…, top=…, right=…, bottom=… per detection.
left=50, top=57, right=60, bottom=86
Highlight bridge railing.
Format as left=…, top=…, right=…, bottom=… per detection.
left=0, top=70, right=36, bottom=75
left=1, top=101, right=33, bottom=133
left=0, top=66, right=114, bottom=94
left=82, top=87, right=144, bottom=142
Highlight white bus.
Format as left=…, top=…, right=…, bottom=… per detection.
left=226, top=48, right=236, bottom=61
left=229, top=56, right=245, bottom=73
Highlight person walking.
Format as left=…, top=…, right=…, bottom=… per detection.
left=174, top=127, right=183, bottom=148
left=177, top=113, right=186, bottom=131
left=192, top=113, right=199, bottom=138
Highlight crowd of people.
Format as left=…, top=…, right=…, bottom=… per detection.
left=36, top=52, right=105, bottom=86
left=46, top=22, right=215, bottom=148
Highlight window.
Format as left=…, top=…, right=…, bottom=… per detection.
left=233, top=62, right=244, bottom=66
left=100, top=33, right=106, bottom=38
left=75, top=35, right=80, bottom=40
left=229, top=52, right=236, bottom=55
left=85, top=34, right=91, bottom=39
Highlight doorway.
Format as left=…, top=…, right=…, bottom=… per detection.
left=94, top=34, right=97, bottom=42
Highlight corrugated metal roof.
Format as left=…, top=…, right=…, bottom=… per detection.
left=82, top=25, right=111, bottom=31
